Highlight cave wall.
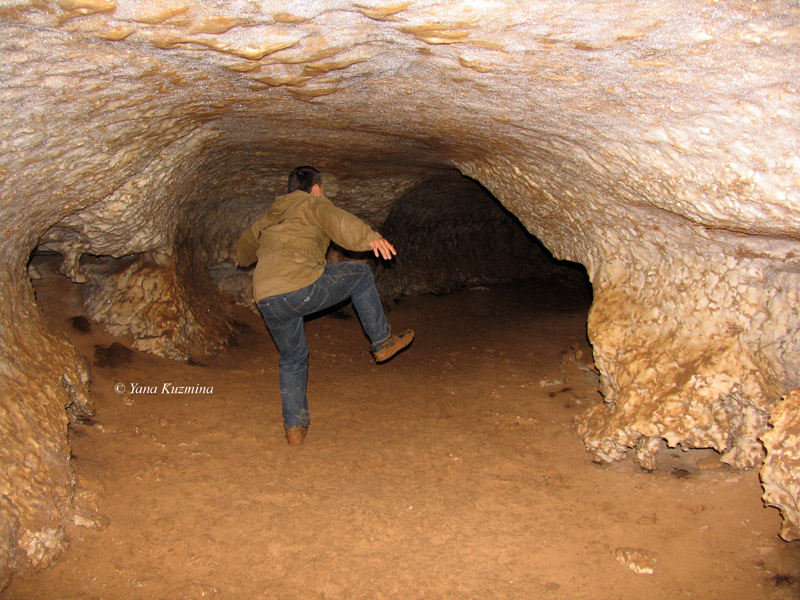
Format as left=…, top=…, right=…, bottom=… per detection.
left=2, top=0, right=800, bottom=584
left=0, top=273, right=93, bottom=582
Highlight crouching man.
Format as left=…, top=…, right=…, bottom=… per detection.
left=237, top=166, right=414, bottom=445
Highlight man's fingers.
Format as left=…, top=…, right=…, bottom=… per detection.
left=370, top=238, right=396, bottom=260
left=382, top=240, right=397, bottom=258
left=379, top=242, right=395, bottom=259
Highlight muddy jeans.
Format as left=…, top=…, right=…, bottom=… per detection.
left=257, top=262, right=391, bottom=429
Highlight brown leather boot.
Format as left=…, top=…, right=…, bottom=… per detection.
left=372, top=329, right=415, bottom=363
left=285, top=426, right=308, bottom=446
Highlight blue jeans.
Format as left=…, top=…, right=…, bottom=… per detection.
left=257, top=262, right=391, bottom=429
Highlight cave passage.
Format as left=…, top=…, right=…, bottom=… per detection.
left=6, top=252, right=794, bottom=599
left=10, top=167, right=787, bottom=598
left=209, top=168, right=591, bottom=312
left=3, top=1, right=800, bottom=591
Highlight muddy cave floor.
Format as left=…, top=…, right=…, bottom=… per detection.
left=6, top=259, right=800, bottom=599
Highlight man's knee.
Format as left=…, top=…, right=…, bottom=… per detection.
left=328, top=261, right=370, bottom=275
left=351, top=262, right=374, bottom=279
left=279, top=346, right=309, bottom=367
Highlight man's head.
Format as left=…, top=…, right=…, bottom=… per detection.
left=288, top=166, right=323, bottom=195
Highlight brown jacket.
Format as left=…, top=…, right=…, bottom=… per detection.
left=237, top=190, right=381, bottom=301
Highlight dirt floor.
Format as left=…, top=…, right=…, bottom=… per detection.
left=5, top=259, right=800, bottom=599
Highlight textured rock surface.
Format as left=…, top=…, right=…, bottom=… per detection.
left=761, top=389, right=800, bottom=541
left=615, top=547, right=659, bottom=575
left=575, top=218, right=794, bottom=470
left=82, top=248, right=237, bottom=361
left=0, top=276, right=93, bottom=588
left=1, top=0, right=799, bottom=585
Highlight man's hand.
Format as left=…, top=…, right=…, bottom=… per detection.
left=369, top=237, right=397, bottom=260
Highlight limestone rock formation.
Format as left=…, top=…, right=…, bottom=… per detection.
left=1, top=0, right=799, bottom=586
left=0, top=284, right=93, bottom=584
left=761, top=389, right=800, bottom=541
left=82, top=248, right=237, bottom=360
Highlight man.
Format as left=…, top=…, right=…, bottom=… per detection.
left=237, top=166, right=414, bottom=445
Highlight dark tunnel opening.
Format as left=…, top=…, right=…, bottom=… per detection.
left=25, top=137, right=596, bottom=367
left=370, top=170, right=590, bottom=305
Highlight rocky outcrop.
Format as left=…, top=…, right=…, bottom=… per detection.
left=0, top=275, right=93, bottom=588
left=575, top=219, right=794, bottom=471
left=83, top=246, right=236, bottom=361
left=761, top=389, right=800, bottom=541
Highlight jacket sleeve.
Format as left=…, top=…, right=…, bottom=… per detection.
left=311, top=197, right=381, bottom=251
left=236, top=225, right=259, bottom=267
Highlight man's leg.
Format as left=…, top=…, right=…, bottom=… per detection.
left=307, top=262, right=414, bottom=360
left=256, top=305, right=310, bottom=435
left=299, top=262, right=389, bottom=341
left=256, top=263, right=413, bottom=443
left=327, top=262, right=391, bottom=345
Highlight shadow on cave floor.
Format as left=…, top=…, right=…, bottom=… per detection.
left=7, top=258, right=800, bottom=599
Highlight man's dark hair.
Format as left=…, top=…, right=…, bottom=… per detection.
left=288, top=166, right=322, bottom=193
